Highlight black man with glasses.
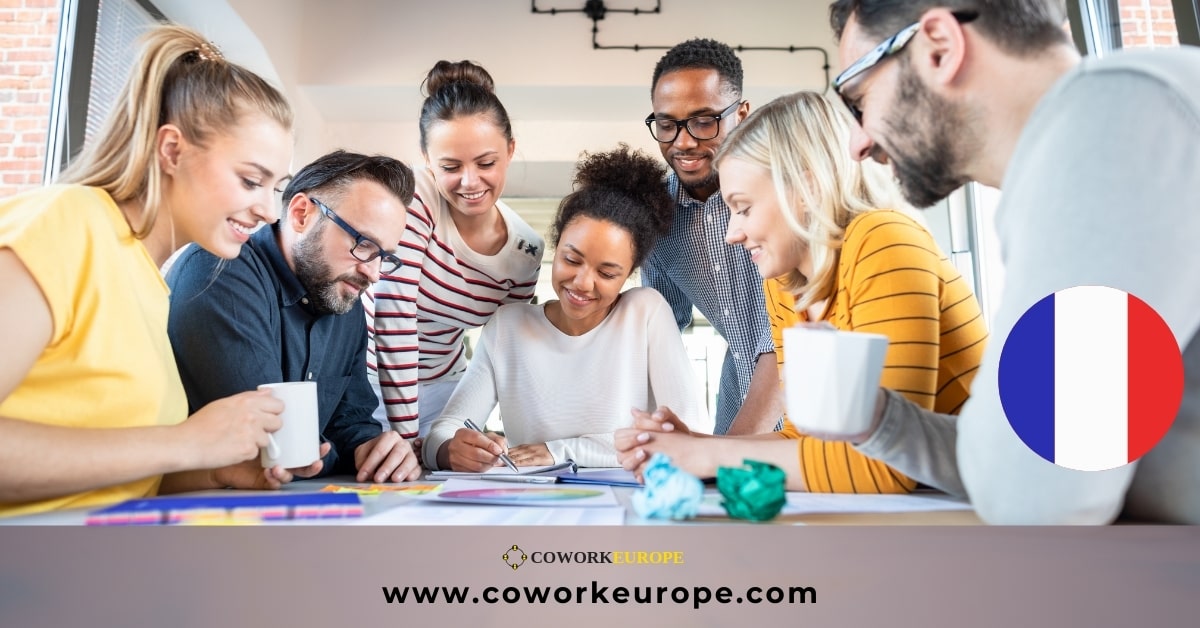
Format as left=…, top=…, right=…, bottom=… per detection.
left=167, top=150, right=424, bottom=489
left=829, top=1, right=1200, bottom=524
left=641, top=38, right=782, bottom=437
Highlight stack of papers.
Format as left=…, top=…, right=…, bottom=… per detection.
left=427, top=461, right=575, bottom=483
left=428, top=462, right=641, bottom=487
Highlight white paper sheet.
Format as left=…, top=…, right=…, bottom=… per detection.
left=351, top=502, right=625, bottom=525
left=426, top=461, right=576, bottom=481
left=697, top=491, right=971, bottom=516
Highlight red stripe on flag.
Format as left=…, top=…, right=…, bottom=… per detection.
left=1126, top=293, right=1184, bottom=462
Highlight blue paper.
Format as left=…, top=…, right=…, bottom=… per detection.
left=631, top=453, right=704, bottom=520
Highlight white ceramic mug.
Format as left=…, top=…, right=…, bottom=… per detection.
left=782, top=326, right=890, bottom=437
left=258, top=381, right=321, bottom=469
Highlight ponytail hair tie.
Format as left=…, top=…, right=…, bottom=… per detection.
left=194, top=41, right=223, bottom=62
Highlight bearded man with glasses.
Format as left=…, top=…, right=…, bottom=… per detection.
left=167, top=150, right=423, bottom=489
left=828, top=0, right=1200, bottom=524
left=640, top=38, right=781, bottom=437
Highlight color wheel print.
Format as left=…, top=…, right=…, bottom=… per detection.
left=438, top=487, right=604, bottom=502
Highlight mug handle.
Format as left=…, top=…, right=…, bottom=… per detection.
left=265, top=434, right=281, bottom=460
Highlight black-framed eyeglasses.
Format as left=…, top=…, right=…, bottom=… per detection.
left=644, top=100, right=744, bottom=143
left=832, top=11, right=978, bottom=124
left=309, top=196, right=403, bottom=274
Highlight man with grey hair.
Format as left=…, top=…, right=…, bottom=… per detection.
left=827, top=0, right=1200, bottom=523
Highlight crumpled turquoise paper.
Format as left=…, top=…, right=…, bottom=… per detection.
left=717, top=459, right=786, bottom=521
left=631, top=453, right=704, bottom=520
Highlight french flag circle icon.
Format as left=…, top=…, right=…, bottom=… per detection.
left=998, top=285, right=1184, bottom=471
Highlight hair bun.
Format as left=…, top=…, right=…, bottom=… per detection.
left=422, top=60, right=495, bottom=97
left=573, top=144, right=672, bottom=237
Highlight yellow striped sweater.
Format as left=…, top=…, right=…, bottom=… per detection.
left=770, top=210, right=988, bottom=493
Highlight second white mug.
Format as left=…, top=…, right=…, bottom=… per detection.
left=257, top=381, right=321, bottom=469
left=782, top=326, right=889, bottom=437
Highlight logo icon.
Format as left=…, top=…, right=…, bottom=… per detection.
left=517, top=238, right=540, bottom=258
left=502, top=544, right=527, bottom=571
left=998, top=286, right=1183, bottom=471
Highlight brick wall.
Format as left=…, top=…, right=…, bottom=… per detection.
left=0, top=0, right=58, bottom=198
left=1119, top=0, right=1180, bottom=48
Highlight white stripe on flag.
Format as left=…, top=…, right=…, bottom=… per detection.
left=1054, top=286, right=1128, bottom=470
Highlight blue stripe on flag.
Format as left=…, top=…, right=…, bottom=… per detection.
left=998, top=293, right=1056, bottom=461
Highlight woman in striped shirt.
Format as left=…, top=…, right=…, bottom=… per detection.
left=367, top=60, right=544, bottom=444
left=615, top=91, right=988, bottom=493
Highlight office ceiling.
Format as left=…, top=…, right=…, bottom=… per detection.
left=157, top=0, right=840, bottom=198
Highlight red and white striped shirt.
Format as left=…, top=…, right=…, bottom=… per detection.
left=365, top=168, right=543, bottom=438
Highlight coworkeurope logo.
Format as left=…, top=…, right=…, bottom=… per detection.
left=501, top=544, right=685, bottom=571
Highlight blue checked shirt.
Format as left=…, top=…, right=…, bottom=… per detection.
left=641, top=173, right=775, bottom=434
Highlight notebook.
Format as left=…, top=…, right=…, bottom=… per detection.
left=427, top=460, right=578, bottom=483
left=428, top=462, right=641, bottom=487
left=556, top=468, right=641, bottom=488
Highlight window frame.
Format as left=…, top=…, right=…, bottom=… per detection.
left=44, top=0, right=166, bottom=182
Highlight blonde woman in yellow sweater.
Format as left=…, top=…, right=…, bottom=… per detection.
left=615, top=91, right=987, bottom=493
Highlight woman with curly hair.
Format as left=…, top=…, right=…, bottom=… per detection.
left=423, top=145, right=708, bottom=471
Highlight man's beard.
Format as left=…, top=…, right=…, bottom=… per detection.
left=678, top=169, right=719, bottom=198
left=293, top=224, right=368, bottom=315
left=667, top=147, right=719, bottom=199
left=884, top=66, right=974, bottom=208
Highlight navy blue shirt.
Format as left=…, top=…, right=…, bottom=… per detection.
left=166, top=224, right=382, bottom=475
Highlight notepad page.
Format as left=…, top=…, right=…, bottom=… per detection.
left=427, top=460, right=576, bottom=479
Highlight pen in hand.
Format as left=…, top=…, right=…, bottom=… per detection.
left=463, top=418, right=519, bottom=472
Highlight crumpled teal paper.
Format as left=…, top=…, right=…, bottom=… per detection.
left=631, top=453, right=704, bottom=520
left=717, top=459, right=786, bottom=521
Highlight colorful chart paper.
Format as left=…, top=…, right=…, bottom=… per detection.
left=427, top=479, right=619, bottom=507
left=321, top=483, right=443, bottom=496
left=85, top=492, right=363, bottom=526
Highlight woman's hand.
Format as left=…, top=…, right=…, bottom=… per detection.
left=444, top=428, right=509, bottom=472
left=507, top=443, right=553, bottom=467
left=181, top=390, right=284, bottom=469
left=630, top=406, right=693, bottom=436
left=615, top=429, right=715, bottom=480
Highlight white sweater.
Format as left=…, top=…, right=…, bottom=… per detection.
left=423, top=287, right=706, bottom=469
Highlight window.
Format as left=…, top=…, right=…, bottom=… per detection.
left=1119, top=0, right=1182, bottom=49
left=1069, top=0, right=1191, bottom=56
left=86, top=0, right=163, bottom=144
left=968, top=0, right=1196, bottom=324
left=44, top=0, right=164, bottom=181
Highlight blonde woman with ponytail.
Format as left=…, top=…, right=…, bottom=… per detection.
left=616, top=92, right=988, bottom=493
left=0, top=25, right=295, bottom=517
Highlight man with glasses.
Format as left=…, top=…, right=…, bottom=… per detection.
left=827, top=0, right=1200, bottom=524
left=166, top=150, right=423, bottom=488
left=641, top=38, right=781, bottom=436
